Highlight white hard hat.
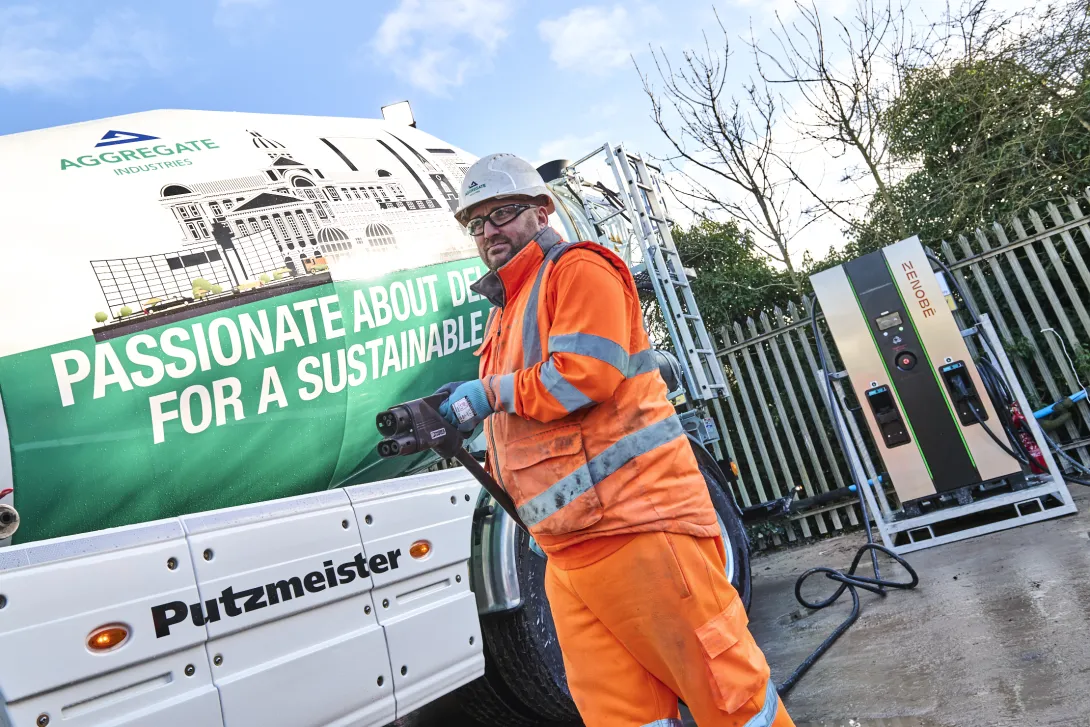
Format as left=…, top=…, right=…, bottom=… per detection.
left=454, top=152, right=556, bottom=225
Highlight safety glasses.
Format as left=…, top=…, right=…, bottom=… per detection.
left=466, top=203, right=535, bottom=237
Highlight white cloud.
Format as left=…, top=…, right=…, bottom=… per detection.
left=0, top=6, right=168, bottom=93
left=538, top=4, right=659, bottom=75
left=371, top=0, right=514, bottom=96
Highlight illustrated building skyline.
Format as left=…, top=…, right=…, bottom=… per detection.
left=92, top=129, right=476, bottom=315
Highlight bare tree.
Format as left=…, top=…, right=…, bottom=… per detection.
left=1030, top=1, right=1090, bottom=120
left=882, top=0, right=1090, bottom=235
left=638, top=11, right=812, bottom=293
left=920, top=0, right=1087, bottom=107
left=758, top=0, right=912, bottom=240
left=642, top=0, right=1089, bottom=260
left=955, top=0, right=1090, bottom=132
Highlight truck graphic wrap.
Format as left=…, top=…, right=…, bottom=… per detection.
left=0, top=110, right=492, bottom=544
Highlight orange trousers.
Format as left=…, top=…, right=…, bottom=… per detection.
left=544, top=531, right=795, bottom=727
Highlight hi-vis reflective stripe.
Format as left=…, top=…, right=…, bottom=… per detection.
left=521, top=230, right=566, bottom=369
left=640, top=720, right=684, bottom=727
left=550, top=332, right=628, bottom=371
left=628, top=352, right=658, bottom=376
left=497, top=373, right=516, bottom=414
left=517, top=415, right=685, bottom=526
left=548, top=333, right=659, bottom=378
left=744, top=680, right=779, bottom=727
left=538, top=334, right=661, bottom=414
left=540, top=360, right=595, bottom=413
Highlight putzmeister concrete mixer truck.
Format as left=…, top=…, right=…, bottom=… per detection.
left=0, top=109, right=752, bottom=727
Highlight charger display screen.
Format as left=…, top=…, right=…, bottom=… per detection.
left=875, top=311, right=902, bottom=331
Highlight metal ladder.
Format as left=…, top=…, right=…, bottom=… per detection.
left=563, top=143, right=728, bottom=402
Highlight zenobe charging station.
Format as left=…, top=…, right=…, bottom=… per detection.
left=810, top=236, right=1077, bottom=553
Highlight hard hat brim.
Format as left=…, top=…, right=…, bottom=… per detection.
left=454, top=193, right=556, bottom=227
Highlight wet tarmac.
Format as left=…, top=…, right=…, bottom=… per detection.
left=395, top=486, right=1090, bottom=726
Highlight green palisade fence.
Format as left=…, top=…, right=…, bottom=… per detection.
left=710, top=193, right=1090, bottom=546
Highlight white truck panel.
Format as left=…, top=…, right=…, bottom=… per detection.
left=1, top=470, right=486, bottom=727
left=381, top=588, right=482, bottom=718
left=0, top=520, right=205, bottom=704
left=3, top=645, right=223, bottom=727
left=345, top=468, right=482, bottom=540
left=357, top=495, right=474, bottom=591
left=349, top=469, right=485, bottom=718
left=178, top=489, right=395, bottom=726
left=211, top=593, right=394, bottom=727
left=180, top=490, right=372, bottom=640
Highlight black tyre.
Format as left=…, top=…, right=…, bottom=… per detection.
left=458, top=660, right=557, bottom=727
left=459, top=526, right=582, bottom=726
left=690, top=437, right=753, bottom=611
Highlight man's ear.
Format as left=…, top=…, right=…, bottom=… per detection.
left=534, top=196, right=553, bottom=228
left=534, top=206, right=550, bottom=229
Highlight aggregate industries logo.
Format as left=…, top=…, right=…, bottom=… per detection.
left=59, top=129, right=222, bottom=175
left=95, top=130, right=160, bottom=147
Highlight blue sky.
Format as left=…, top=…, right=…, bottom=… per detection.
left=2, top=0, right=1004, bottom=259
left=0, top=0, right=754, bottom=166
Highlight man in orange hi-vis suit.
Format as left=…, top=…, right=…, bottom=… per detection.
left=436, top=152, right=794, bottom=727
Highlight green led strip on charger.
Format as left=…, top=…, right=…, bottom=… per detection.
left=882, top=257, right=978, bottom=471
left=846, top=275, right=934, bottom=480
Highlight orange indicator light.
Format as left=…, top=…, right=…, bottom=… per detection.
left=409, top=540, right=432, bottom=559
left=87, top=624, right=130, bottom=652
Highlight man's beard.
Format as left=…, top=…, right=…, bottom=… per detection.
left=484, top=234, right=517, bottom=270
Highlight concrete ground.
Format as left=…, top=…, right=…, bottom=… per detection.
left=748, top=485, right=1090, bottom=727
left=400, top=486, right=1090, bottom=727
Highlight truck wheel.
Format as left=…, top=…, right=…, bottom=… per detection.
left=458, top=663, right=557, bottom=727
left=462, top=525, right=582, bottom=725
left=689, top=438, right=753, bottom=611
left=703, top=461, right=753, bottom=611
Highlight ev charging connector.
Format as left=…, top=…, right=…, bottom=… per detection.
left=376, top=395, right=531, bottom=534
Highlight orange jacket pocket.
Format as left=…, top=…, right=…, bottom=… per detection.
left=473, top=331, right=495, bottom=372
left=695, top=597, right=771, bottom=713
left=506, top=424, right=602, bottom=535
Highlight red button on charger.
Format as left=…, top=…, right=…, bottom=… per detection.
left=896, top=351, right=917, bottom=371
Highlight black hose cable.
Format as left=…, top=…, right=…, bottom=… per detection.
left=959, top=338, right=1033, bottom=460
left=969, top=342, right=1090, bottom=487
left=1034, top=427, right=1090, bottom=487
left=777, top=543, right=919, bottom=697
left=973, top=355, right=1037, bottom=464
left=1038, top=426, right=1090, bottom=478
left=968, top=399, right=1032, bottom=466
left=1033, top=421, right=1090, bottom=484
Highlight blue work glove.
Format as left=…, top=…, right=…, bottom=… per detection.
left=437, top=379, right=494, bottom=433
left=434, top=380, right=466, bottom=401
